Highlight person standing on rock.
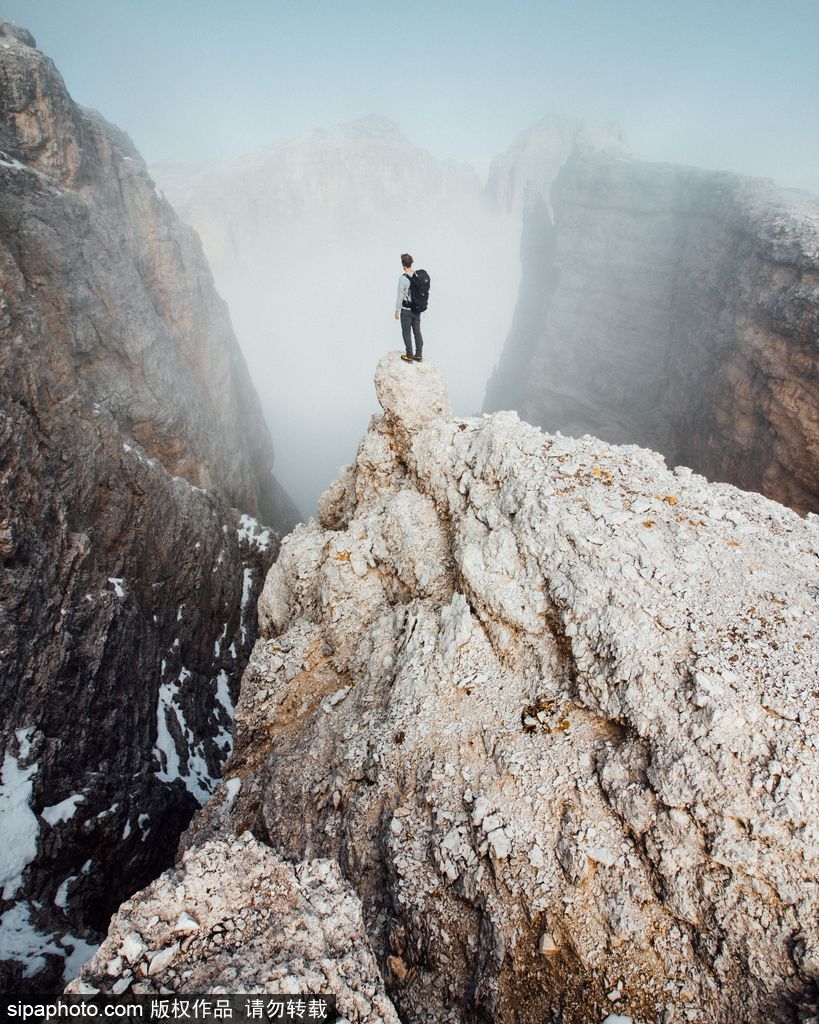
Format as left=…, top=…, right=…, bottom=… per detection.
left=394, top=253, right=430, bottom=364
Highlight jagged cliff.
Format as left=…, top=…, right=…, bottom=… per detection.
left=0, top=21, right=297, bottom=991
left=484, top=146, right=819, bottom=516
left=76, top=356, right=819, bottom=1023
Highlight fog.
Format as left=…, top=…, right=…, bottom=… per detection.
left=4, top=0, right=817, bottom=517
left=153, top=119, right=523, bottom=515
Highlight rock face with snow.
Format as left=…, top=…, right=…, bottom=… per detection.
left=68, top=832, right=400, bottom=1023
left=173, top=354, right=818, bottom=1023
left=0, top=22, right=297, bottom=991
left=484, top=147, right=819, bottom=516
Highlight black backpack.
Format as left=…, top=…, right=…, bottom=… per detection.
left=408, top=269, right=430, bottom=313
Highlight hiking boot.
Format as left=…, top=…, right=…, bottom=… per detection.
left=413, top=355, right=423, bottom=362
left=400, top=354, right=414, bottom=363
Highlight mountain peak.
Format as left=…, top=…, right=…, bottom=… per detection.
left=0, top=20, right=36, bottom=48
left=348, top=112, right=402, bottom=136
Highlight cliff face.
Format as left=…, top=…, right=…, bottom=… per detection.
left=486, top=115, right=628, bottom=218
left=0, top=21, right=295, bottom=990
left=484, top=148, right=819, bottom=515
left=83, top=357, right=819, bottom=1023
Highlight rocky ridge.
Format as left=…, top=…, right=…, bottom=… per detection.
left=0, top=21, right=296, bottom=990
left=485, top=146, right=819, bottom=515
left=91, top=355, right=819, bottom=1022
left=67, top=833, right=400, bottom=1023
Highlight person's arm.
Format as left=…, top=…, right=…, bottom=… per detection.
left=395, top=275, right=406, bottom=317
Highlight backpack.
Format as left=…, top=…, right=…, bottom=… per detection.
left=408, top=269, right=430, bottom=313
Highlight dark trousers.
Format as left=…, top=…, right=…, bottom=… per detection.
left=400, top=308, right=423, bottom=358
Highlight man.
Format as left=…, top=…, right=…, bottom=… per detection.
left=394, top=252, right=423, bottom=363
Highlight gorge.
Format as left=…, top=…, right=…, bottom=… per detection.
left=154, top=114, right=819, bottom=518
left=0, top=16, right=817, bottom=1022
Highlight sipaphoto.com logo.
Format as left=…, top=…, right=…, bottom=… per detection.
left=0, top=995, right=341, bottom=1024
left=4, top=1002, right=138, bottom=1019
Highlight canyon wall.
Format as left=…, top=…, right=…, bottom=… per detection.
left=484, top=147, right=819, bottom=515
left=78, top=356, right=819, bottom=1023
left=0, top=21, right=296, bottom=990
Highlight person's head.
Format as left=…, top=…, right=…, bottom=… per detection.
left=401, top=253, right=413, bottom=270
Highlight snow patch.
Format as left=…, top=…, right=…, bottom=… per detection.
left=55, top=875, right=77, bottom=910
left=214, top=622, right=227, bottom=658
left=61, top=934, right=99, bottom=982
left=0, top=902, right=62, bottom=978
left=214, top=670, right=234, bottom=757
left=154, top=681, right=183, bottom=784
left=153, top=668, right=218, bottom=805
left=42, top=793, right=85, bottom=826
left=215, top=670, right=234, bottom=718
left=0, top=901, right=99, bottom=982
left=0, top=751, right=40, bottom=899
left=0, top=151, right=27, bottom=172
left=122, top=443, right=157, bottom=468
left=223, top=777, right=241, bottom=810
left=239, top=567, right=253, bottom=643
left=15, top=727, right=35, bottom=760
left=107, top=578, right=125, bottom=599
left=237, top=513, right=272, bottom=552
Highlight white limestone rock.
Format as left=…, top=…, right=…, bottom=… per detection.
left=373, top=352, right=451, bottom=457
left=186, top=359, right=817, bottom=1023
left=66, top=834, right=399, bottom=1023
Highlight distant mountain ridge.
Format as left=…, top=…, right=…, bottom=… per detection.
left=153, top=113, right=484, bottom=270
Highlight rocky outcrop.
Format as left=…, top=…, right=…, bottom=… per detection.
left=484, top=147, right=819, bottom=516
left=68, top=833, right=400, bottom=1023
left=164, top=356, right=817, bottom=1023
left=0, top=21, right=296, bottom=990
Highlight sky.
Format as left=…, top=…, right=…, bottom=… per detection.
left=2, top=0, right=819, bottom=192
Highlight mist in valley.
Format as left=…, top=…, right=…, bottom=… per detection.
left=5, top=0, right=817, bottom=519
left=153, top=116, right=525, bottom=515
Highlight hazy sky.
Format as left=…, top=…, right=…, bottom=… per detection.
left=3, top=0, right=818, bottom=191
